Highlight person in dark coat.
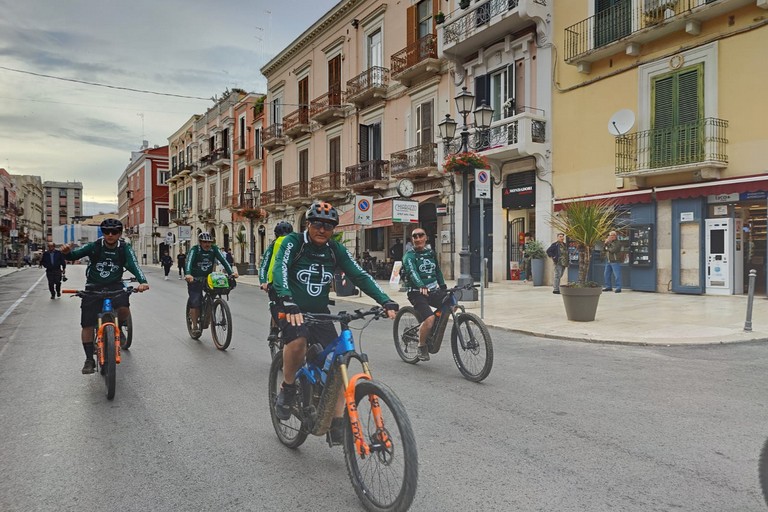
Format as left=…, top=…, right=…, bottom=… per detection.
left=177, top=251, right=186, bottom=280
left=161, top=251, right=173, bottom=280
left=41, top=241, right=67, bottom=299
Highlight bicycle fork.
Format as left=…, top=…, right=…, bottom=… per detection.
left=96, top=319, right=121, bottom=366
left=340, top=362, right=392, bottom=458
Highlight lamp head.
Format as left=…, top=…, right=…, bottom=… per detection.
left=438, top=114, right=458, bottom=142
left=455, top=87, right=475, bottom=116
left=473, top=102, right=494, bottom=130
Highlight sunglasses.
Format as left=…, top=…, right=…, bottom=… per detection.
left=200, top=240, right=212, bottom=244
left=310, top=221, right=335, bottom=231
left=102, top=229, right=122, bottom=235
left=412, top=233, right=426, bottom=239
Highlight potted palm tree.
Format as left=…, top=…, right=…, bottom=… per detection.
left=548, top=200, right=621, bottom=321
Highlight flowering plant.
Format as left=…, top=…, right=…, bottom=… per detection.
left=503, top=98, right=515, bottom=111
left=443, top=151, right=490, bottom=174
left=235, top=206, right=267, bottom=221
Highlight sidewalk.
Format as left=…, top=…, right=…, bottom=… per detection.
left=4, top=266, right=766, bottom=346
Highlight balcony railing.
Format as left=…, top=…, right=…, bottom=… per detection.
left=345, top=160, right=390, bottom=188
left=565, top=0, right=723, bottom=63
left=390, top=143, right=437, bottom=177
left=310, top=88, right=346, bottom=124
left=346, top=67, right=389, bottom=105
left=310, top=171, right=345, bottom=195
left=444, top=0, right=522, bottom=46
left=260, top=189, right=283, bottom=208
left=283, top=180, right=310, bottom=204
left=262, top=124, right=286, bottom=149
left=283, top=108, right=310, bottom=137
left=615, top=117, right=728, bottom=176
left=391, top=35, right=439, bottom=86
left=233, top=137, right=248, bottom=155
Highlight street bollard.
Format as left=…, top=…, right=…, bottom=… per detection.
left=744, top=269, right=757, bottom=332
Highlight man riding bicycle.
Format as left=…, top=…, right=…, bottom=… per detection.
left=400, top=227, right=447, bottom=362
left=185, top=232, right=238, bottom=337
left=61, top=218, right=149, bottom=374
left=271, top=201, right=399, bottom=444
left=258, top=220, right=294, bottom=344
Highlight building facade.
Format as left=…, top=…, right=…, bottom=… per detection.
left=9, top=174, right=45, bottom=256
left=554, top=0, right=768, bottom=295
left=43, top=181, right=82, bottom=243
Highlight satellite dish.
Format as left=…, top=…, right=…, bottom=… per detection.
left=608, top=109, right=635, bottom=136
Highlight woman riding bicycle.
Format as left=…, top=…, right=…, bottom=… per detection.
left=271, top=201, right=398, bottom=444
left=61, top=218, right=149, bottom=374
left=185, top=232, right=238, bottom=338
left=400, top=226, right=447, bottom=362
left=258, top=220, right=294, bottom=345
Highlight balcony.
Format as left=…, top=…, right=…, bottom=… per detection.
left=615, top=117, right=728, bottom=183
left=564, top=0, right=754, bottom=70
left=391, top=35, right=440, bottom=87
left=197, top=207, right=217, bottom=224
left=213, top=148, right=231, bottom=169
left=441, top=0, right=548, bottom=59
left=262, top=124, right=287, bottom=149
left=245, top=147, right=264, bottom=167
left=310, top=89, right=346, bottom=125
left=346, top=67, right=390, bottom=108
left=190, top=162, right=206, bottom=179
left=283, top=180, right=311, bottom=206
left=390, top=143, right=438, bottom=179
left=310, top=171, right=346, bottom=200
left=199, top=153, right=217, bottom=174
left=177, top=162, right=195, bottom=178
left=260, top=189, right=285, bottom=212
left=283, top=108, right=311, bottom=138
left=345, top=160, right=390, bottom=192
left=471, top=108, right=547, bottom=161
left=233, top=138, right=247, bottom=156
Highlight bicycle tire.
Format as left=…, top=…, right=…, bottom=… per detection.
left=210, top=298, right=232, bottom=350
left=120, top=313, right=133, bottom=349
left=343, top=379, right=418, bottom=512
left=103, top=325, right=117, bottom=400
left=392, top=306, right=421, bottom=364
left=268, top=350, right=308, bottom=449
left=760, top=437, right=768, bottom=506
left=450, top=313, right=494, bottom=382
left=185, top=303, right=201, bottom=340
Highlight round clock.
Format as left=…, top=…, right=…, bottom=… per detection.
left=397, top=178, right=414, bottom=198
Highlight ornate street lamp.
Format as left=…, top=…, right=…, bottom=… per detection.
left=438, top=86, right=494, bottom=300
left=243, top=177, right=261, bottom=275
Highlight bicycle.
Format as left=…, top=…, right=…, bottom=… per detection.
left=268, top=307, right=418, bottom=512
left=185, top=272, right=235, bottom=350
left=63, top=285, right=136, bottom=400
left=393, top=284, right=494, bottom=382
left=760, top=438, right=768, bottom=506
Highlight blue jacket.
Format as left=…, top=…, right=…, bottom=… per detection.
left=41, top=250, right=66, bottom=273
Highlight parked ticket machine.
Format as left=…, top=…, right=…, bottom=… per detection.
left=705, top=218, right=743, bottom=295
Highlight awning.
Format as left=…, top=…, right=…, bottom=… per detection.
left=655, top=174, right=768, bottom=201
left=337, top=194, right=439, bottom=231
left=553, top=189, right=654, bottom=211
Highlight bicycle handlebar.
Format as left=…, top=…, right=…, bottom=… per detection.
left=61, top=287, right=136, bottom=299
left=304, top=306, right=386, bottom=325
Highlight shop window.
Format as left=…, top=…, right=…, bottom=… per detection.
left=366, top=227, right=385, bottom=251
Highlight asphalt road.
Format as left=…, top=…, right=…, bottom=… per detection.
left=1, top=266, right=767, bottom=511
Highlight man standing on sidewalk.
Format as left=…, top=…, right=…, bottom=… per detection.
left=41, top=241, right=66, bottom=299
left=547, top=233, right=568, bottom=294
left=602, top=230, right=623, bottom=293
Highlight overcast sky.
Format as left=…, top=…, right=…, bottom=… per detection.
left=0, top=0, right=338, bottom=214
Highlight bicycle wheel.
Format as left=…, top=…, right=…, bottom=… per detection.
left=103, top=325, right=117, bottom=400
left=450, top=313, right=494, bottom=382
left=760, top=437, right=768, bottom=506
left=185, top=303, right=201, bottom=340
left=210, top=298, right=232, bottom=350
left=392, top=306, right=421, bottom=364
left=344, top=379, right=418, bottom=512
left=120, top=313, right=133, bottom=349
left=268, top=350, right=308, bottom=448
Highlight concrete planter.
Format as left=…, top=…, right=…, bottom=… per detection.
left=560, top=286, right=602, bottom=322
left=531, top=258, right=545, bottom=286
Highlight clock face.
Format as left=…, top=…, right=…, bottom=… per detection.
left=398, top=179, right=414, bottom=198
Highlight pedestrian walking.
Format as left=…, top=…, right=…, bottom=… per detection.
left=546, top=233, right=568, bottom=294
left=41, top=242, right=66, bottom=299
left=602, top=230, right=623, bottom=293
left=161, top=251, right=173, bottom=280
left=177, top=251, right=186, bottom=279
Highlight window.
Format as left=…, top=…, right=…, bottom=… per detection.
left=367, top=29, right=383, bottom=69
left=417, top=0, right=432, bottom=38
left=222, top=177, right=229, bottom=207
left=359, top=122, right=382, bottom=161
left=298, top=77, right=309, bottom=123
left=366, top=227, right=385, bottom=251
left=238, top=116, right=246, bottom=149
left=299, top=148, right=309, bottom=183
left=477, top=66, right=515, bottom=122
left=159, top=169, right=170, bottom=185
left=274, top=160, right=283, bottom=191
left=328, top=55, right=342, bottom=104
left=415, top=100, right=433, bottom=146
left=651, top=63, right=703, bottom=167
left=594, top=0, right=631, bottom=49
left=253, top=128, right=262, bottom=160
left=270, top=95, right=283, bottom=126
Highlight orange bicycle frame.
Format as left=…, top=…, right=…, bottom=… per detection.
left=96, top=315, right=121, bottom=366
left=341, top=365, right=391, bottom=457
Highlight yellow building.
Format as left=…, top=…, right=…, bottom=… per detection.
left=553, top=0, right=768, bottom=295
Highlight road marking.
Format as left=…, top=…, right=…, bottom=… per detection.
left=0, top=273, right=46, bottom=326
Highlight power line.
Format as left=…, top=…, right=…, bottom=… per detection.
left=0, top=65, right=211, bottom=101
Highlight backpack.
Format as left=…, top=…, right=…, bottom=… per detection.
left=94, top=238, right=126, bottom=268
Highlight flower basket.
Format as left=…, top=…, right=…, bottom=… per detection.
left=435, top=12, right=445, bottom=24
left=443, top=151, right=490, bottom=174
left=236, top=207, right=267, bottom=221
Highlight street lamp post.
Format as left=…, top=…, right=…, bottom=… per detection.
left=438, top=87, right=494, bottom=301
left=243, top=177, right=261, bottom=276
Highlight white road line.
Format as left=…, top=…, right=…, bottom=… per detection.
left=0, top=273, right=47, bottom=326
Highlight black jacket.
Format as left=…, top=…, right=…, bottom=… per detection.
left=41, top=250, right=67, bottom=273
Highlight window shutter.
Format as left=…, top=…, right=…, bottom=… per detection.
left=677, top=65, right=703, bottom=162
left=474, top=75, right=489, bottom=112
left=506, top=64, right=515, bottom=116
left=651, top=74, right=674, bottom=167
left=406, top=6, right=416, bottom=45
left=421, top=100, right=433, bottom=145
left=372, top=123, right=382, bottom=160
left=359, top=124, right=369, bottom=162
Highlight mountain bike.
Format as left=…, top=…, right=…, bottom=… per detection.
left=186, top=272, right=236, bottom=350
left=760, top=438, right=768, bottom=506
left=393, top=284, right=494, bottom=382
left=63, top=285, right=136, bottom=400
left=268, top=307, right=418, bottom=512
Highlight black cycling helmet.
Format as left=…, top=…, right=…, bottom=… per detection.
left=306, top=201, right=339, bottom=226
left=100, top=218, right=123, bottom=231
left=274, top=221, right=293, bottom=237
left=198, top=232, right=214, bottom=242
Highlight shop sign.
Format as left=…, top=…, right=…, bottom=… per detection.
left=392, top=199, right=419, bottom=223
left=707, top=193, right=738, bottom=203
left=740, top=191, right=767, bottom=201
left=502, top=185, right=535, bottom=209
left=435, top=205, right=448, bottom=216
left=178, top=225, right=192, bottom=240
